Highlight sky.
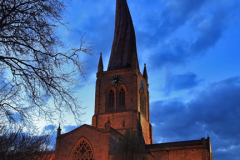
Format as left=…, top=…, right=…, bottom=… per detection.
left=47, top=0, right=240, bottom=159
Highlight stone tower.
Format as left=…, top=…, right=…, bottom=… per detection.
left=92, top=0, right=153, bottom=145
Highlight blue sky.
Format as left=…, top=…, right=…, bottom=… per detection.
left=49, top=0, right=240, bottom=159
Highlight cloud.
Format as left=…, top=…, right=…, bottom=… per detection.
left=62, top=0, right=239, bottom=74
left=158, top=0, right=207, bottom=37
left=146, top=0, right=238, bottom=70
left=189, top=9, right=228, bottom=54
left=60, top=0, right=116, bottom=81
left=63, top=125, right=80, bottom=133
left=60, top=0, right=240, bottom=72
left=163, top=72, right=202, bottom=95
left=45, top=125, right=57, bottom=131
left=149, top=38, right=188, bottom=69
left=134, top=0, right=207, bottom=48
left=150, top=76, right=240, bottom=160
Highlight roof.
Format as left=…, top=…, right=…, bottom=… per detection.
left=147, top=138, right=210, bottom=151
left=59, top=124, right=108, bottom=138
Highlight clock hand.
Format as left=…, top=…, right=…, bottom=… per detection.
left=112, top=80, right=117, bottom=85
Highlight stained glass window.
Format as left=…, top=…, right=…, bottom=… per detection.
left=73, top=139, right=94, bottom=160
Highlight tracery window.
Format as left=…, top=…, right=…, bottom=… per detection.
left=73, top=139, right=94, bottom=160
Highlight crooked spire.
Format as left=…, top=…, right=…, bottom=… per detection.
left=107, top=0, right=139, bottom=71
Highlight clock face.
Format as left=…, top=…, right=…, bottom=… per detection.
left=111, top=75, right=122, bottom=86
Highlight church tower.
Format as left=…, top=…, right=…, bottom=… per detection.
left=92, top=0, right=153, bottom=145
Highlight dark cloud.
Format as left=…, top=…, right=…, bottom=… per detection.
left=149, top=38, right=188, bottom=69
left=189, top=9, right=228, bottom=54
left=135, top=0, right=207, bottom=49
left=147, top=1, right=238, bottom=70
left=164, top=72, right=202, bottom=95
left=158, top=0, right=207, bottom=37
left=151, top=76, right=240, bottom=160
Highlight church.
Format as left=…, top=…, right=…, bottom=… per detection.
left=55, top=0, right=213, bottom=159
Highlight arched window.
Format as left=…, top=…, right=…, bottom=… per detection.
left=109, top=90, right=114, bottom=108
left=106, top=89, right=115, bottom=112
left=117, top=88, right=125, bottom=111
left=72, top=138, right=94, bottom=160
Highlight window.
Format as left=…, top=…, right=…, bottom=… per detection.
left=106, top=89, right=115, bottom=112
left=123, top=120, right=125, bottom=127
left=140, top=90, right=146, bottom=117
left=109, top=90, right=114, bottom=108
left=72, top=139, right=94, bottom=160
left=118, top=88, right=125, bottom=109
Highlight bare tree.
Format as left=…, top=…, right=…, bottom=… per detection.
left=0, top=125, right=54, bottom=160
left=0, top=0, right=94, bottom=125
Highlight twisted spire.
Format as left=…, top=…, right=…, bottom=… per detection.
left=108, top=0, right=139, bottom=71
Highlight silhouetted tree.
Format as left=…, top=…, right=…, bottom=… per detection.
left=112, top=130, right=148, bottom=160
left=0, top=0, right=94, bottom=125
left=0, top=125, right=54, bottom=160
